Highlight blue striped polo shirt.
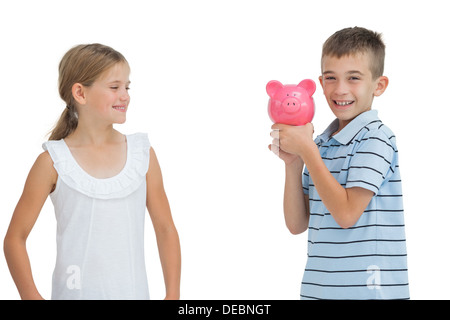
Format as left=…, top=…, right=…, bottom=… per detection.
left=301, top=110, right=409, bottom=300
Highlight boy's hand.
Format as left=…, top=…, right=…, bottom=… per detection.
left=270, top=123, right=315, bottom=160
left=268, top=141, right=300, bottom=165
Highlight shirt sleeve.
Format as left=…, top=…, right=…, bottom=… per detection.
left=346, top=130, right=397, bottom=195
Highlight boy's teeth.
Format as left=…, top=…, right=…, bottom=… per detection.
left=335, top=101, right=353, bottom=106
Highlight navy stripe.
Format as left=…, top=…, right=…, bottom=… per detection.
left=308, top=239, right=406, bottom=245
left=305, top=268, right=408, bottom=273
left=354, top=151, right=392, bottom=166
left=307, top=253, right=407, bottom=259
left=346, top=120, right=382, bottom=144
left=300, top=294, right=410, bottom=300
left=346, top=179, right=379, bottom=190
left=321, top=136, right=397, bottom=152
left=309, top=209, right=404, bottom=215
left=309, top=224, right=405, bottom=231
left=321, top=151, right=393, bottom=166
left=344, top=166, right=385, bottom=178
left=302, top=282, right=409, bottom=288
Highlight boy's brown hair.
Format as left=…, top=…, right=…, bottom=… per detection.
left=321, top=26, right=385, bottom=79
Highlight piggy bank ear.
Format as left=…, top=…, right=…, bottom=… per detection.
left=266, top=80, right=284, bottom=98
left=298, top=79, right=316, bottom=96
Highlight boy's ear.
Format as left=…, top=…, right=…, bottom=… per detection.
left=72, top=83, right=87, bottom=105
left=374, top=76, right=389, bottom=97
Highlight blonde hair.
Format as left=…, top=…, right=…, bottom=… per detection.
left=321, top=27, right=385, bottom=79
left=48, top=43, right=128, bottom=140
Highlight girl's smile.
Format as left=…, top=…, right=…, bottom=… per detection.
left=112, top=105, right=127, bottom=112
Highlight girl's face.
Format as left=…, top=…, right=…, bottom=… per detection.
left=82, top=62, right=131, bottom=125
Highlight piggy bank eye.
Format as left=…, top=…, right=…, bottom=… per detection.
left=286, top=94, right=289, bottom=96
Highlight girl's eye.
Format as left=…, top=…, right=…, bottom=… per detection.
left=110, top=86, right=130, bottom=91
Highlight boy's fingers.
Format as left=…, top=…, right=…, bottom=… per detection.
left=270, top=129, right=280, bottom=139
left=272, top=138, right=280, bottom=147
left=271, top=123, right=288, bottom=130
left=269, top=143, right=280, bottom=156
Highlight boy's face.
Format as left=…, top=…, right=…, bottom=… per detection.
left=319, top=52, right=388, bottom=130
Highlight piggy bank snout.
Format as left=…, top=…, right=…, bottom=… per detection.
left=281, top=97, right=301, bottom=113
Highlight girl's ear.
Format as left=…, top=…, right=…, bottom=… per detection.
left=374, top=76, right=389, bottom=97
left=72, top=83, right=87, bottom=105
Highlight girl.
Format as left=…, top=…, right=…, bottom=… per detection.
left=3, top=44, right=181, bottom=300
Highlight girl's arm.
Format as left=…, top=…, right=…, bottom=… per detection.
left=146, top=147, right=181, bottom=300
left=3, top=152, right=57, bottom=300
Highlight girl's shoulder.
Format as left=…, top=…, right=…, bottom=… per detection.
left=36, top=149, right=57, bottom=172
left=28, top=150, right=58, bottom=191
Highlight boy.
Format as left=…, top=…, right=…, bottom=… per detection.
left=270, top=27, right=409, bottom=299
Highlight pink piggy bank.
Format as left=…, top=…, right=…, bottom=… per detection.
left=266, top=79, right=316, bottom=126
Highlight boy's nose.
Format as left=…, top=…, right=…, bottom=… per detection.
left=334, top=80, right=349, bottom=95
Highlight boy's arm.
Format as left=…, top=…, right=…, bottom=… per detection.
left=272, top=123, right=373, bottom=229
left=283, top=158, right=309, bottom=234
left=301, top=146, right=373, bottom=228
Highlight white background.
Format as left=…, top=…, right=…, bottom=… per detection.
left=0, top=0, right=448, bottom=300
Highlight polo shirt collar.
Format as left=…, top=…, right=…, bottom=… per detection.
left=317, top=110, right=380, bottom=145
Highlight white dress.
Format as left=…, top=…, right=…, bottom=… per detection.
left=42, top=133, right=151, bottom=300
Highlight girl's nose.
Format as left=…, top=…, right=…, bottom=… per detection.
left=120, top=89, right=130, bottom=101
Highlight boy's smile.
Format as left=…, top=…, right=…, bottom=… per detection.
left=334, top=100, right=354, bottom=109
left=319, top=53, right=388, bottom=132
